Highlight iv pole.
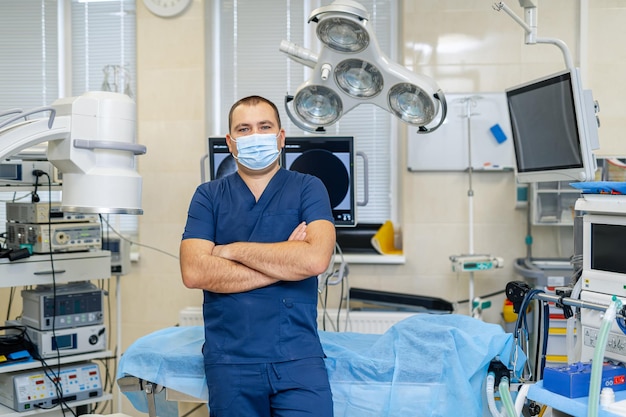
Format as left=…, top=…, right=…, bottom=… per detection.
left=464, top=96, right=480, bottom=316
left=448, top=96, right=504, bottom=317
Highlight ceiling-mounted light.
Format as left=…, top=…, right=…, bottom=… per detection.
left=316, top=18, right=369, bottom=53
left=293, top=85, right=343, bottom=126
left=281, top=0, right=447, bottom=133
left=335, top=59, right=383, bottom=98
left=388, top=83, right=437, bottom=126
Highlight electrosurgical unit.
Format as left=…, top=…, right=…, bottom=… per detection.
left=20, top=282, right=104, bottom=331
left=0, top=362, right=102, bottom=412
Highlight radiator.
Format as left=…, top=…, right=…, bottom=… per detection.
left=179, top=306, right=415, bottom=334
left=318, top=309, right=416, bottom=334
left=179, top=306, right=203, bottom=327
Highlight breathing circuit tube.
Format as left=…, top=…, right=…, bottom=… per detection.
left=588, top=296, right=621, bottom=417
left=486, top=371, right=524, bottom=417
left=499, top=376, right=517, bottom=417
left=485, top=373, right=504, bottom=417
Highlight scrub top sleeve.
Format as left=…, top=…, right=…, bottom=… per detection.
left=301, top=175, right=334, bottom=225
left=182, top=185, right=217, bottom=242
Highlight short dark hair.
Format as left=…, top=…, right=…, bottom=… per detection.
left=228, top=95, right=281, bottom=133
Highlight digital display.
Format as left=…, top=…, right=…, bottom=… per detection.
left=0, top=163, right=21, bottom=180
left=591, top=223, right=626, bottom=274
left=52, top=334, right=76, bottom=350
left=505, top=69, right=598, bottom=183
left=508, top=72, right=581, bottom=172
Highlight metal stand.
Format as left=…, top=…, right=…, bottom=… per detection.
left=449, top=96, right=503, bottom=317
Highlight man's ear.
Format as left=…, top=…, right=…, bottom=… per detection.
left=226, top=134, right=236, bottom=153
left=278, top=129, right=286, bottom=149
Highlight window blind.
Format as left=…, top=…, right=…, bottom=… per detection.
left=0, top=0, right=58, bottom=109
left=0, top=0, right=137, bottom=237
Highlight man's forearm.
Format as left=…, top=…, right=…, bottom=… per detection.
left=207, top=255, right=279, bottom=292
left=213, top=240, right=329, bottom=281
left=180, top=240, right=278, bottom=293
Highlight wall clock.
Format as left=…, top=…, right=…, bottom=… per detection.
left=143, top=0, right=191, bottom=18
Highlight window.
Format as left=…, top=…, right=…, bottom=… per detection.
left=207, top=0, right=399, bottom=225
left=0, top=0, right=137, bottom=237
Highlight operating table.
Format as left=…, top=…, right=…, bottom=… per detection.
left=117, top=314, right=519, bottom=417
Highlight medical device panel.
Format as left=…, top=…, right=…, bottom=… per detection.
left=0, top=160, right=59, bottom=184
left=506, top=68, right=599, bottom=183
left=6, top=202, right=98, bottom=224
left=6, top=222, right=101, bottom=253
left=21, top=283, right=104, bottom=331
left=284, top=136, right=356, bottom=227
left=580, top=291, right=626, bottom=363
left=5, top=320, right=106, bottom=358
left=0, top=362, right=102, bottom=412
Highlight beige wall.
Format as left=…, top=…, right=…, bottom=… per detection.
left=124, top=0, right=626, bottom=340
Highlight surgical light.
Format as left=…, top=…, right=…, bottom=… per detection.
left=317, top=18, right=369, bottom=53
left=281, top=0, right=446, bottom=133
left=388, top=83, right=437, bottom=125
left=294, top=85, right=343, bottom=126
left=335, top=59, right=383, bottom=98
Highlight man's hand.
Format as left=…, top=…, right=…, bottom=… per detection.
left=288, top=222, right=307, bottom=241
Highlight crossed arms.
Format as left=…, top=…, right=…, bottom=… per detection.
left=180, top=220, right=336, bottom=294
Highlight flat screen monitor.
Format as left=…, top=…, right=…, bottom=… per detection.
left=583, top=213, right=626, bottom=297
left=505, top=68, right=599, bottom=183
left=207, top=135, right=357, bottom=227
left=284, top=136, right=356, bottom=227
left=207, top=137, right=237, bottom=180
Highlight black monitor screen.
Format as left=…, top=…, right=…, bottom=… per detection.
left=507, top=71, right=582, bottom=173
left=591, top=223, right=626, bottom=275
left=284, top=136, right=355, bottom=227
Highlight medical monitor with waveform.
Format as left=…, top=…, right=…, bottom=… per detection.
left=505, top=68, right=599, bottom=183
left=284, top=136, right=356, bottom=227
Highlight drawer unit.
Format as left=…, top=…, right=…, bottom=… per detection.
left=0, top=251, right=111, bottom=288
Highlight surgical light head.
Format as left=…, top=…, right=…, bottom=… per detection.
left=0, top=91, right=145, bottom=215
left=281, top=0, right=447, bottom=133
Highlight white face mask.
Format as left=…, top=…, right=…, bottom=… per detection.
left=232, top=133, right=281, bottom=171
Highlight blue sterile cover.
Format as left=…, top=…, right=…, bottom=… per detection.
left=570, top=181, right=626, bottom=194
left=118, top=315, right=521, bottom=417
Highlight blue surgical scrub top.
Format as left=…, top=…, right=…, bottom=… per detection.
left=182, top=168, right=334, bottom=364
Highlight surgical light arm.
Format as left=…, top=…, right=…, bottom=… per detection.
left=493, top=1, right=574, bottom=70
left=0, top=91, right=146, bottom=214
